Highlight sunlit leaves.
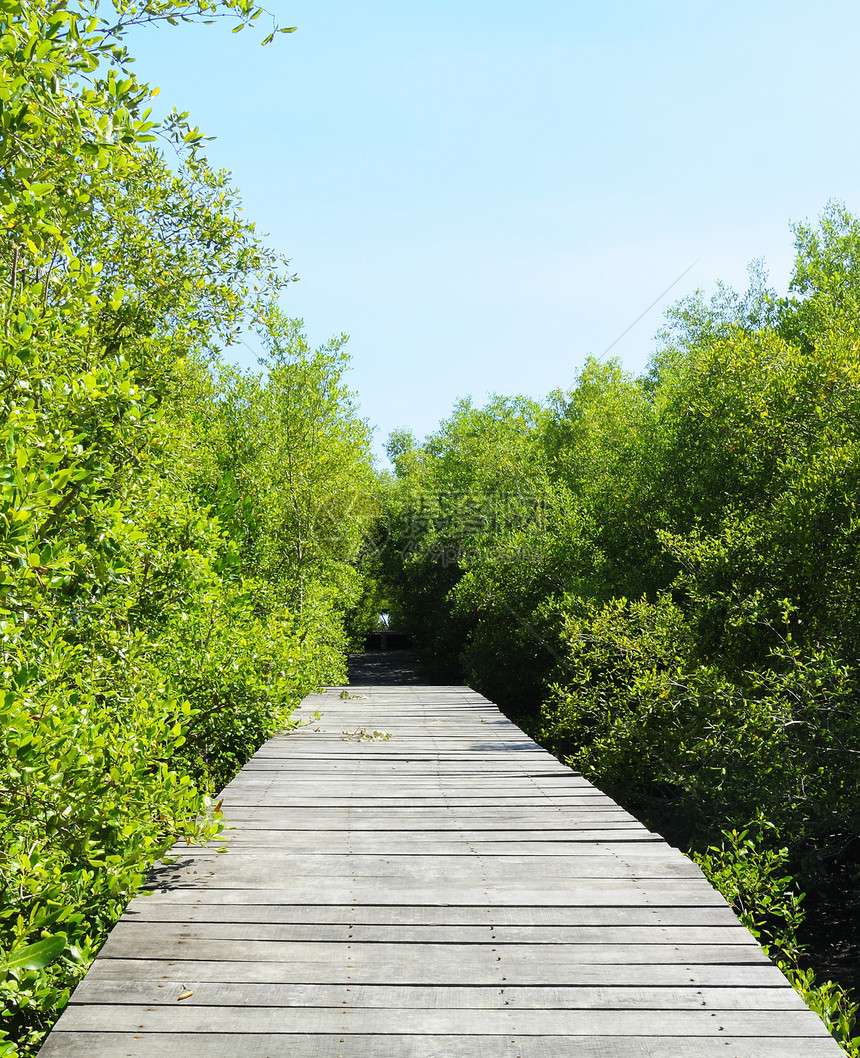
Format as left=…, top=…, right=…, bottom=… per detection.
left=379, top=207, right=860, bottom=1000
left=0, top=3, right=358, bottom=1056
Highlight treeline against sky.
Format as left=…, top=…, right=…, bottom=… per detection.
left=375, top=203, right=860, bottom=1049
left=0, top=2, right=373, bottom=1053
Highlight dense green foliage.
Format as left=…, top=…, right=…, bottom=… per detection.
left=0, top=3, right=371, bottom=1053
left=378, top=204, right=860, bottom=1050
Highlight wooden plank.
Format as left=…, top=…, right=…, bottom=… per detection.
left=35, top=1033, right=849, bottom=1058
left=80, top=957, right=795, bottom=987
left=217, top=795, right=626, bottom=804
left=94, top=936, right=773, bottom=968
left=218, top=809, right=645, bottom=823
left=147, top=853, right=705, bottom=880
left=127, top=881, right=739, bottom=906
left=48, top=1004, right=832, bottom=1036
left=181, top=840, right=666, bottom=855
left=220, top=774, right=603, bottom=783
left=69, top=981, right=811, bottom=1011
left=101, top=919, right=757, bottom=944
left=163, top=838, right=686, bottom=855
left=220, top=794, right=632, bottom=804
left=118, top=903, right=745, bottom=928
left=217, top=820, right=650, bottom=832
left=211, top=826, right=656, bottom=840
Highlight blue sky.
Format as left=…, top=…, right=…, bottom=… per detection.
left=126, top=1, right=860, bottom=459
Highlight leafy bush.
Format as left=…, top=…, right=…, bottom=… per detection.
left=540, top=595, right=860, bottom=853
left=694, top=825, right=860, bottom=1056
left=378, top=204, right=860, bottom=1051
left=0, top=3, right=372, bottom=1053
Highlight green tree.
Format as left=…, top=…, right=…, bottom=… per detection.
left=0, top=3, right=380, bottom=1055
left=377, top=206, right=860, bottom=1050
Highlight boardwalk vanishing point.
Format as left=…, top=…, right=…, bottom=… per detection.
left=39, top=677, right=845, bottom=1057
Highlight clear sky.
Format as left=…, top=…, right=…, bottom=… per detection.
left=125, top=1, right=860, bottom=460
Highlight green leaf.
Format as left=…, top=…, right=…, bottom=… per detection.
left=4, top=933, right=67, bottom=971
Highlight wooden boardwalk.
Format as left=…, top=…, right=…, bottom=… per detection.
left=39, top=684, right=844, bottom=1057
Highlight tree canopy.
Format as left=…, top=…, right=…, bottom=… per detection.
left=375, top=204, right=860, bottom=1052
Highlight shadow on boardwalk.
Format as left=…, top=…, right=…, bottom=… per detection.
left=347, top=650, right=422, bottom=685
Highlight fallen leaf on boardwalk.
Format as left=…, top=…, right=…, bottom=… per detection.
left=177, top=991, right=194, bottom=1001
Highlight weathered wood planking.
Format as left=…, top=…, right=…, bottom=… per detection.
left=35, top=1033, right=849, bottom=1058
left=39, top=684, right=844, bottom=1057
